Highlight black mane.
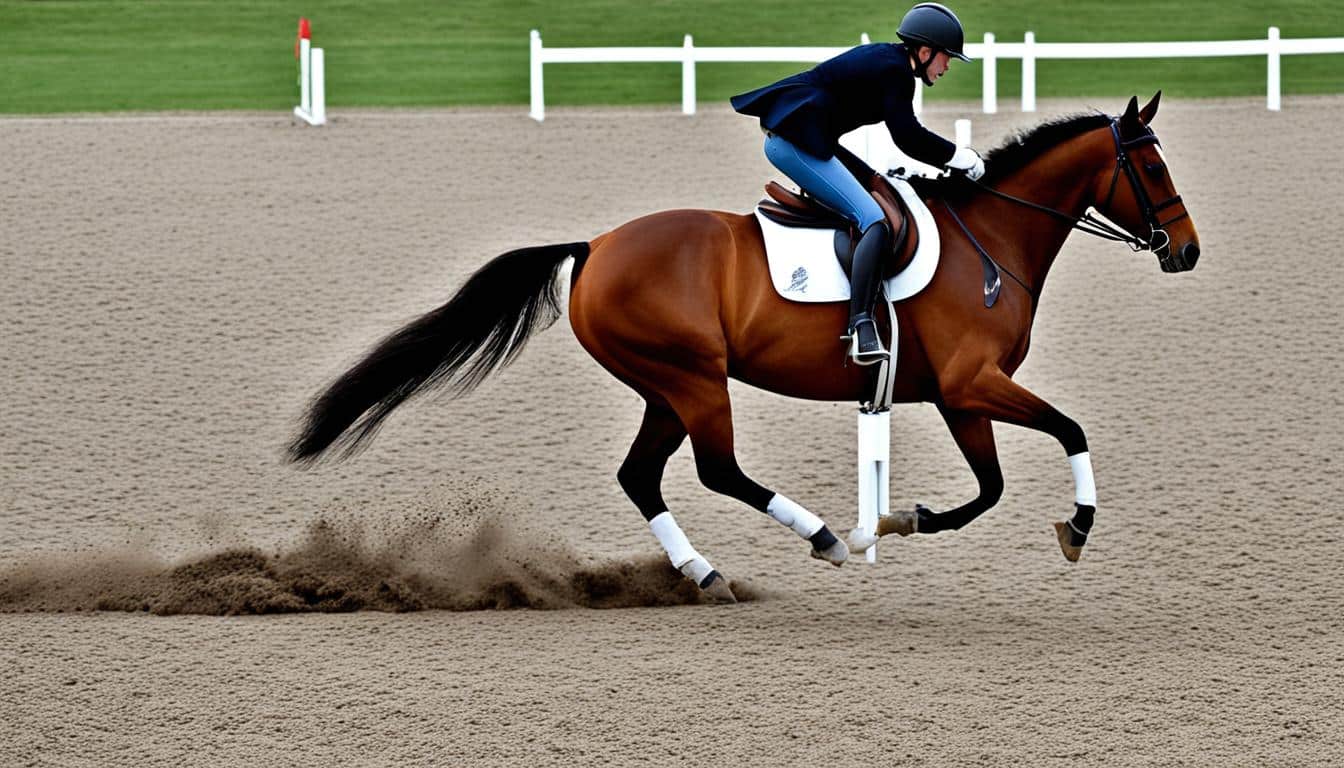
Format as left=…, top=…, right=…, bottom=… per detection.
left=907, top=111, right=1112, bottom=202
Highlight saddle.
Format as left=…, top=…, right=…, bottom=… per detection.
left=756, top=177, right=918, bottom=279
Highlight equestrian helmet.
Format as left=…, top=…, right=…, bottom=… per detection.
left=897, top=3, right=971, bottom=61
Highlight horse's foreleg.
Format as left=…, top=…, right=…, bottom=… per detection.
left=943, top=367, right=1095, bottom=561
left=886, top=406, right=1005, bottom=536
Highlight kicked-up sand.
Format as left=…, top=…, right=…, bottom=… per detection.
left=2, top=96, right=1342, bottom=766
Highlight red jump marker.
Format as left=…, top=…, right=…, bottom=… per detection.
left=295, top=17, right=311, bottom=58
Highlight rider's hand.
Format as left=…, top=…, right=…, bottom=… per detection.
left=946, top=146, right=986, bottom=181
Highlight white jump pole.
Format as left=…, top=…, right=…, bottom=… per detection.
left=857, top=411, right=891, bottom=563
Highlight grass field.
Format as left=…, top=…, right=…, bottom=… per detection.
left=0, top=1, right=1340, bottom=114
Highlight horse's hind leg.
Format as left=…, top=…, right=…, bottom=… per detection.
left=618, top=401, right=687, bottom=522
left=617, top=402, right=736, bottom=603
left=656, top=366, right=850, bottom=567
left=604, top=347, right=849, bottom=573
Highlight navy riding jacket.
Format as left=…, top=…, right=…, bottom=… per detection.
left=731, top=43, right=956, bottom=166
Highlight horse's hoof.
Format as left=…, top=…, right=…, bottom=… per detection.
left=699, top=571, right=737, bottom=604
left=877, top=506, right=921, bottom=537
left=846, top=527, right=879, bottom=552
left=810, top=538, right=849, bottom=567
left=1053, top=521, right=1084, bottom=563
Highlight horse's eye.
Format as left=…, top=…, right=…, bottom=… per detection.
left=1144, top=162, right=1165, bottom=177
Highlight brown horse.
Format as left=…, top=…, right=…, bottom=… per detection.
left=290, top=93, right=1198, bottom=603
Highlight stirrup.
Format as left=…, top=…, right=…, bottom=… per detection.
left=844, top=318, right=888, bottom=366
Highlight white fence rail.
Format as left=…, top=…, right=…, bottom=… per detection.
left=528, top=27, right=1344, bottom=120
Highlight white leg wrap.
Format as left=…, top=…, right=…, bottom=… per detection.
left=648, top=512, right=717, bottom=586
left=679, top=555, right=716, bottom=586
left=649, top=511, right=699, bottom=568
left=765, top=493, right=825, bottom=538
left=1069, top=452, right=1097, bottom=507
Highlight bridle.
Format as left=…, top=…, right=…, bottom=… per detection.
left=965, top=118, right=1189, bottom=265
left=1092, top=119, right=1190, bottom=265
left=936, top=116, right=1192, bottom=306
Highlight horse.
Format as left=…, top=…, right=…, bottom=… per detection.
left=289, top=93, right=1199, bottom=603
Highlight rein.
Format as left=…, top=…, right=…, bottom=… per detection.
left=942, top=118, right=1192, bottom=305
left=941, top=200, right=1030, bottom=307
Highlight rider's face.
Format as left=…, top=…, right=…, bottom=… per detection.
left=922, top=49, right=951, bottom=81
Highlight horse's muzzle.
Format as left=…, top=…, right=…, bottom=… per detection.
left=1179, top=242, right=1200, bottom=269
left=1158, top=240, right=1199, bottom=273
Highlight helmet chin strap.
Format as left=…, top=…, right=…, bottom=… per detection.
left=912, top=48, right=937, bottom=87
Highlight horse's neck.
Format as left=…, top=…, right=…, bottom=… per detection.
left=976, top=133, right=1108, bottom=299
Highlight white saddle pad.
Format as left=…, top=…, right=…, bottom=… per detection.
left=757, top=177, right=939, bottom=303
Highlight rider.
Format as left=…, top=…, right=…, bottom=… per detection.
left=731, top=2, right=985, bottom=365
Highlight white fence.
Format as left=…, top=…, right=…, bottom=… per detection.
left=528, top=27, right=1344, bottom=120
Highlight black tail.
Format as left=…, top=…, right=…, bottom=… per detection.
left=288, top=242, right=590, bottom=463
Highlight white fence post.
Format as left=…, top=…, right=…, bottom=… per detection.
left=1022, top=31, right=1037, bottom=112
left=1267, top=26, right=1281, bottom=111
left=682, top=35, right=696, bottom=115
left=982, top=32, right=997, bottom=114
left=955, top=118, right=972, bottom=147
left=530, top=30, right=545, bottom=121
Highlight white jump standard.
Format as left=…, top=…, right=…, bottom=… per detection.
left=294, top=18, right=327, bottom=126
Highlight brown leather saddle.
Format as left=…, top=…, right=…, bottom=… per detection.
left=756, top=177, right=918, bottom=280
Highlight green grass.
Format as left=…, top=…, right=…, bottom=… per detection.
left=0, top=0, right=1340, bottom=113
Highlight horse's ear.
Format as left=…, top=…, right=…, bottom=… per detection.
left=1139, top=91, right=1162, bottom=124
left=1120, top=96, right=1140, bottom=134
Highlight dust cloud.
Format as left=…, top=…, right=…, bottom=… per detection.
left=0, top=493, right=760, bottom=615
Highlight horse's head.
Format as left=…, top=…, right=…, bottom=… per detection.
left=1092, top=92, right=1201, bottom=272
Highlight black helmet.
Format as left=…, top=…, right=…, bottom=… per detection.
left=898, top=3, right=971, bottom=61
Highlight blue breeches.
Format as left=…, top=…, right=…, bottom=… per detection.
left=763, top=133, right=884, bottom=231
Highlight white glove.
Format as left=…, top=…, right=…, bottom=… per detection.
left=946, top=146, right=985, bottom=180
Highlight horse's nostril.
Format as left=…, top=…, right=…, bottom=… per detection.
left=1181, top=242, right=1200, bottom=268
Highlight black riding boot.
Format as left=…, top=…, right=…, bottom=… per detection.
left=845, top=221, right=891, bottom=366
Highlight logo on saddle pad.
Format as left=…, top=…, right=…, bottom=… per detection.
left=787, top=267, right=808, bottom=293
left=757, top=177, right=940, bottom=304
